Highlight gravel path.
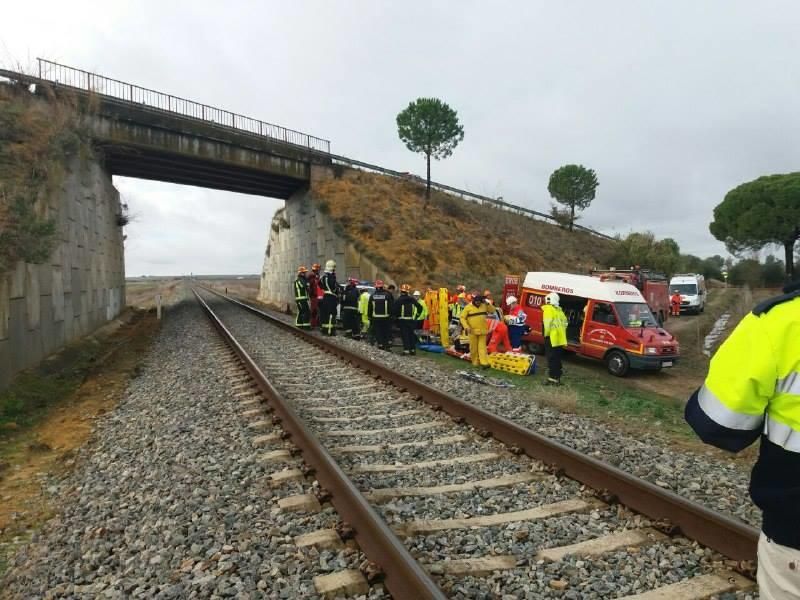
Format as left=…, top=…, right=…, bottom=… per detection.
left=3, top=301, right=385, bottom=599
left=203, top=293, right=757, bottom=599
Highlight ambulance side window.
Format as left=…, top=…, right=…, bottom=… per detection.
left=591, top=302, right=617, bottom=325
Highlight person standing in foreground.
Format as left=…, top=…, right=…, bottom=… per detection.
left=341, top=278, right=361, bottom=339
left=542, top=292, right=568, bottom=384
left=368, top=280, right=393, bottom=350
left=293, top=266, right=311, bottom=330
left=685, top=282, right=800, bottom=598
left=318, top=260, right=338, bottom=336
left=393, top=284, right=418, bottom=355
left=459, top=291, right=492, bottom=368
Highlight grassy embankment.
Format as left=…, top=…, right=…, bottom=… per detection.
left=312, top=169, right=616, bottom=291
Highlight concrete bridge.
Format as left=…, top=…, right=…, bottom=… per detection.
left=0, top=60, right=336, bottom=388
left=1, top=59, right=332, bottom=199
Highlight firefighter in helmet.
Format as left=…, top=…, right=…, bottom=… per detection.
left=542, top=292, right=568, bottom=384
left=293, top=266, right=311, bottom=329
left=318, top=260, right=338, bottom=336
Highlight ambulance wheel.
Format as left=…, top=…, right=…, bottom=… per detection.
left=605, top=350, right=630, bottom=377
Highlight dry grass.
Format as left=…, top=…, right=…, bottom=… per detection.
left=312, top=170, right=616, bottom=290
left=0, top=81, right=86, bottom=274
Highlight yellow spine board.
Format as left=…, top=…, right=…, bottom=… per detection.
left=488, top=353, right=535, bottom=376
left=438, top=288, right=450, bottom=347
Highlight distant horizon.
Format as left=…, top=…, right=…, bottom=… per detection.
left=126, top=274, right=260, bottom=280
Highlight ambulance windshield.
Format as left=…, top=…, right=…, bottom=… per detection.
left=615, top=303, right=658, bottom=327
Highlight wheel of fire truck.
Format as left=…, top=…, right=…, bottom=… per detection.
left=605, top=349, right=630, bottom=377
left=525, top=342, right=545, bottom=355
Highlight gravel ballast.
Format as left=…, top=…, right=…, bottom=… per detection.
left=203, top=294, right=757, bottom=598
left=314, top=318, right=757, bottom=528
left=4, top=301, right=385, bottom=599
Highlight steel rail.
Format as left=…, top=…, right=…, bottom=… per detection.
left=192, top=289, right=447, bottom=600
left=209, top=288, right=760, bottom=563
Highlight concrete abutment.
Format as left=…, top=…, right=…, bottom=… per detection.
left=258, top=185, right=391, bottom=311
left=0, top=156, right=125, bottom=390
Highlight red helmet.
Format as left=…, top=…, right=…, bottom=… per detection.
left=375, top=279, right=384, bottom=288
left=311, top=263, right=321, bottom=271
left=348, top=277, right=359, bottom=285
left=400, top=283, right=411, bottom=293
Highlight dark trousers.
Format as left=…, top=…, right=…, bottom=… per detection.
left=319, top=295, right=338, bottom=336
left=310, top=297, right=319, bottom=328
left=295, top=299, right=310, bottom=329
left=342, top=308, right=360, bottom=337
left=372, top=318, right=391, bottom=349
left=545, top=339, right=564, bottom=380
left=508, top=324, right=526, bottom=349
left=398, top=320, right=416, bottom=352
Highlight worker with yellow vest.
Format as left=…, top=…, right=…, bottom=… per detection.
left=358, top=287, right=371, bottom=344
left=685, top=282, right=800, bottom=598
left=460, top=291, right=492, bottom=368
left=412, top=290, right=428, bottom=332
left=542, top=292, right=568, bottom=385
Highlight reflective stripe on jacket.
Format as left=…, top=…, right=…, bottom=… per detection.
left=294, top=278, right=309, bottom=301
left=460, top=303, right=491, bottom=335
left=369, top=290, right=393, bottom=319
left=393, top=294, right=418, bottom=320
left=542, top=304, right=568, bottom=347
left=506, top=305, right=527, bottom=326
left=342, top=286, right=360, bottom=311
left=685, top=292, right=800, bottom=549
left=320, top=272, right=337, bottom=295
left=416, top=299, right=428, bottom=320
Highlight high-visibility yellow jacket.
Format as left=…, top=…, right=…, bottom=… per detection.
left=358, top=291, right=370, bottom=325
left=460, top=302, right=492, bottom=335
left=415, top=299, right=428, bottom=321
left=685, top=290, right=800, bottom=550
left=542, top=304, right=568, bottom=347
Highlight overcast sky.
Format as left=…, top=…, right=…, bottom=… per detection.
left=4, top=2, right=799, bottom=275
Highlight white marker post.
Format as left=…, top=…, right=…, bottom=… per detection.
left=156, top=294, right=162, bottom=320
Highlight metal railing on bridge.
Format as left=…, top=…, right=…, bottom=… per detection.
left=36, top=58, right=331, bottom=153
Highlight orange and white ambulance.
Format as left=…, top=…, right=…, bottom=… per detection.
left=511, top=272, right=680, bottom=376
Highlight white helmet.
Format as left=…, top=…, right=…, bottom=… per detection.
left=412, top=290, right=421, bottom=297
left=545, top=292, right=560, bottom=307
left=506, top=295, right=518, bottom=305
left=325, top=259, right=336, bottom=271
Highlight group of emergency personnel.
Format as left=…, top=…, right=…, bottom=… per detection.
left=448, top=286, right=569, bottom=384
left=294, top=264, right=570, bottom=383
left=293, top=261, right=428, bottom=355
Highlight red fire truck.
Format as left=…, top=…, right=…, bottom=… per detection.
left=590, top=267, right=670, bottom=325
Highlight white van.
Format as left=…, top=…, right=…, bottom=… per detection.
left=669, top=274, right=707, bottom=314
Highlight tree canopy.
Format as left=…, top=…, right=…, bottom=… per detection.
left=547, top=164, right=599, bottom=231
left=396, top=98, right=464, bottom=199
left=710, top=173, right=800, bottom=280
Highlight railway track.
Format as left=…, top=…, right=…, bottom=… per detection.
left=193, top=287, right=759, bottom=599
